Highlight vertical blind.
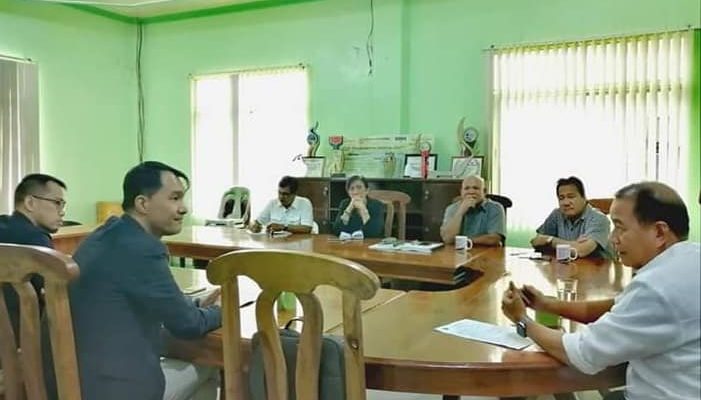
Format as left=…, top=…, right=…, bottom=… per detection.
left=191, top=66, right=308, bottom=221
left=492, top=31, right=693, bottom=232
left=0, top=58, right=39, bottom=214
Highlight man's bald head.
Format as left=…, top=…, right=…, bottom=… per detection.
left=460, top=175, right=486, bottom=203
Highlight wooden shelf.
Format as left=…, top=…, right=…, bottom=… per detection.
left=297, top=177, right=462, bottom=241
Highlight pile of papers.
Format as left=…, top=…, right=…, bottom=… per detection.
left=369, top=240, right=444, bottom=254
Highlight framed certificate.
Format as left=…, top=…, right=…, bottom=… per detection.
left=403, top=154, right=437, bottom=178
left=302, top=157, right=325, bottom=177
left=451, top=156, right=483, bottom=178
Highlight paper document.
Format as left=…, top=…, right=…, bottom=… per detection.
left=435, top=319, right=533, bottom=350
left=369, top=240, right=444, bottom=254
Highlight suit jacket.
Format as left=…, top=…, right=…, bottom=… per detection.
left=68, top=215, right=221, bottom=400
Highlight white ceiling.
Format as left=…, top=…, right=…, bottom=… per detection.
left=37, top=0, right=268, bottom=18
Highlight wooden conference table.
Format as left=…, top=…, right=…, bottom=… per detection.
left=54, top=225, right=495, bottom=285
left=54, top=225, right=628, bottom=396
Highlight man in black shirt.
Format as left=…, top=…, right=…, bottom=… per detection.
left=0, top=173, right=67, bottom=333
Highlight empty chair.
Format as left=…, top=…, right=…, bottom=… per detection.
left=0, top=244, right=81, bottom=400
left=218, top=187, right=251, bottom=224
left=208, top=249, right=380, bottom=400
left=368, top=190, right=411, bottom=240
left=589, top=198, right=613, bottom=215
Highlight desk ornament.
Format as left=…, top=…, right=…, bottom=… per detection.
left=302, top=122, right=325, bottom=177
left=383, top=152, right=396, bottom=178
left=456, top=116, right=478, bottom=157
left=306, top=121, right=320, bottom=157
left=419, top=141, right=432, bottom=179
left=327, top=135, right=345, bottom=176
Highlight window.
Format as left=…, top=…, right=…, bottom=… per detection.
left=0, top=58, right=39, bottom=214
left=191, top=67, right=308, bottom=222
left=491, top=31, right=693, bottom=234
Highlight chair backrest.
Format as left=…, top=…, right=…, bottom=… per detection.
left=218, top=187, right=251, bottom=224
left=208, top=249, right=380, bottom=400
left=367, top=190, right=411, bottom=239
left=485, top=194, right=513, bottom=217
left=589, top=198, right=613, bottom=215
left=0, top=244, right=81, bottom=400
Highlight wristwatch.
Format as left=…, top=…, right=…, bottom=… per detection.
left=516, top=316, right=531, bottom=338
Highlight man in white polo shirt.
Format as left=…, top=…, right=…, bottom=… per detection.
left=502, top=181, right=700, bottom=400
left=249, top=176, right=314, bottom=234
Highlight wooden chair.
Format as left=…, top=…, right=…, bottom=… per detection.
left=368, top=190, right=411, bottom=239
left=589, top=198, right=613, bottom=215
left=0, top=244, right=81, bottom=400
left=208, top=249, right=380, bottom=400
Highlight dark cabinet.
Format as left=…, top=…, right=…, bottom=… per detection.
left=296, top=177, right=462, bottom=241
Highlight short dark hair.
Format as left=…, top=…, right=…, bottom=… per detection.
left=278, top=176, right=298, bottom=193
left=14, top=173, right=67, bottom=206
left=615, top=182, right=689, bottom=240
left=346, top=175, right=368, bottom=191
left=122, top=161, right=190, bottom=211
left=556, top=176, right=586, bottom=198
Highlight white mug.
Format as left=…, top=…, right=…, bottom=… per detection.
left=555, top=244, right=578, bottom=262
left=455, top=235, right=473, bottom=251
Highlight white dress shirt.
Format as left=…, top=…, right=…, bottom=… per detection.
left=562, top=241, right=700, bottom=399
left=255, top=196, right=313, bottom=228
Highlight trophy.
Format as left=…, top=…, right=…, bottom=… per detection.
left=419, top=141, right=431, bottom=179
left=306, top=121, right=320, bottom=157
left=383, top=152, right=396, bottom=178
left=456, top=117, right=478, bottom=157
left=327, top=135, right=345, bottom=175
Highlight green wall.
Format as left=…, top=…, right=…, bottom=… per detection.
left=141, top=0, right=700, bottom=243
left=1, top=0, right=699, bottom=240
left=0, top=0, right=137, bottom=224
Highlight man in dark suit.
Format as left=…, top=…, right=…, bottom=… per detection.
left=68, top=161, right=221, bottom=400
left=0, top=173, right=67, bottom=334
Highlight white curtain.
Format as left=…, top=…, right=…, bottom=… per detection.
left=191, top=67, right=308, bottom=222
left=492, top=31, right=692, bottom=232
left=0, top=58, right=39, bottom=214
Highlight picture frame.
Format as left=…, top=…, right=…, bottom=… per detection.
left=403, top=154, right=438, bottom=178
left=451, top=156, right=483, bottom=178
left=302, top=156, right=326, bottom=177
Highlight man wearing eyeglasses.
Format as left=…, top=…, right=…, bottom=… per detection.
left=0, top=173, right=67, bottom=333
left=248, top=175, right=314, bottom=234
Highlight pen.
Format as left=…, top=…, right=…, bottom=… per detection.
left=240, top=300, right=255, bottom=308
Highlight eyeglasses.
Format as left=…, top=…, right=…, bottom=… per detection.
left=278, top=191, right=294, bottom=197
left=32, top=195, right=67, bottom=210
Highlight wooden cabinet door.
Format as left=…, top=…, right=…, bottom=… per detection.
left=296, top=178, right=331, bottom=233
left=421, top=181, right=461, bottom=241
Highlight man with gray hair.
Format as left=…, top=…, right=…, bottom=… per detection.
left=440, top=175, right=505, bottom=246
left=502, top=181, right=700, bottom=399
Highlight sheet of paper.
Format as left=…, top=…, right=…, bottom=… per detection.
left=435, top=319, right=534, bottom=350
